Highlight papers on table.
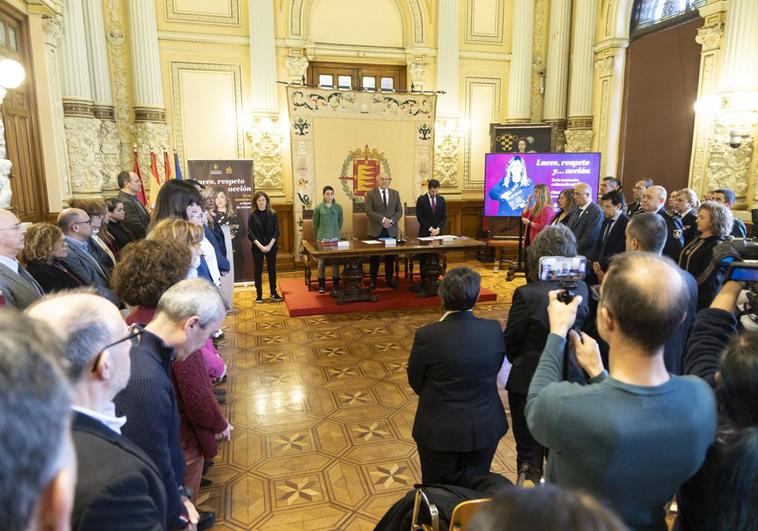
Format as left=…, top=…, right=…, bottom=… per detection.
left=418, top=235, right=459, bottom=241
left=362, top=240, right=383, bottom=244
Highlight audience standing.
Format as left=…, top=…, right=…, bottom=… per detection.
left=599, top=176, right=622, bottom=197
left=407, top=267, right=507, bottom=485
left=521, top=184, right=554, bottom=247
left=526, top=252, right=717, bottom=530
left=0, top=310, right=75, bottom=531
left=627, top=178, right=653, bottom=217
left=550, top=188, right=575, bottom=225
left=567, top=183, right=603, bottom=260
left=27, top=292, right=168, bottom=530
left=505, top=225, right=589, bottom=486
left=676, top=188, right=700, bottom=243
left=312, top=185, right=344, bottom=293
left=711, top=188, right=747, bottom=239
left=0, top=208, right=43, bottom=308
left=679, top=200, right=733, bottom=310
left=592, top=189, right=629, bottom=273
left=640, top=185, right=685, bottom=261
left=116, top=170, right=150, bottom=239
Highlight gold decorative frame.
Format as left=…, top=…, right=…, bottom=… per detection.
left=465, top=0, right=505, bottom=44
left=164, top=0, right=240, bottom=26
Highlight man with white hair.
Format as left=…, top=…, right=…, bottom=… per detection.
left=640, top=185, right=684, bottom=261
left=27, top=292, right=168, bottom=530
left=0, top=208, right=43, bottom=309
left=567, top=183, right=603, bottom=260
left=114, top=279, right=226, bottom=531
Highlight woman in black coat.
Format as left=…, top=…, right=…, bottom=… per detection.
left=106, top=198, right=137, bottom=250
left=679, top=201, right=732, bottom=310
left=676, top=188, right=700, bottom=244
left=247, top=191, right=281, bottom=303
left=407, top=267, right=507, bottom=486
left=549, top=189, right=576, bottom=225
left=20, top=223, right=83, bottom=293
left=504, top=225, right=589, bottom=486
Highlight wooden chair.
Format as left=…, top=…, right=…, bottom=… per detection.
left=448, top=499, right=490, bottom=531
left=301, top=218, right=319, bottom=291
left=351, top=212, right=399, bottom=279
left=404, top=204, right=448, bottom=281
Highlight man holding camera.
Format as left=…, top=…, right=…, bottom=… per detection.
left=526, top=252, right=716, bottom=531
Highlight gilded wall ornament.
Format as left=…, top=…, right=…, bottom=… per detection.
left=564, top=129, right=594, bottom=153
left=285, top=55, right=309, bottom=84
left=65, top=116, right=103, bottom=193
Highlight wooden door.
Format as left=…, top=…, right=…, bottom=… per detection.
left=0, top=6, right=47, bottom=221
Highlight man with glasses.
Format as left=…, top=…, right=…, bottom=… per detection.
left=0, top=208, right=43, bottom=309
left=57, top=208, right=118, bottom=305
left=115, top=278, right=226, bottom=531
left=26, top=291, right=168, bottom=530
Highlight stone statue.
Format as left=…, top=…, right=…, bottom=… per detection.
left=0, top=159, right=12, bottom=209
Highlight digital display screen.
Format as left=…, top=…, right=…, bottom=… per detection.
left=538, top=256, right=587, bottom=281
left=727, top=264, right=758, bottom=282
left=484, top=152, right=602, bottom=217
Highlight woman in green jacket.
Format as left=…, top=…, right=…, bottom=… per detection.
left=312, top=185, right=344, bottom=293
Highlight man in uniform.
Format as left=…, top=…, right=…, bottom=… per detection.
left=640, top=185, right=684, bottom=261
left=627, top=178, right=653, bottom=217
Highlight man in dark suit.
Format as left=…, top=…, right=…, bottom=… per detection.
left=415, top=178, right=446, bottom=237
left=592, top=190, right=629, bottom=273
left=57, top=208, right=119, bottom=305
left=567, top=183, right=603, bottom=260
left=365, top=174, right=403, bottom=289
left=626, top=178, right=653, bottom=217
left=711, top=188, right=748, bottom=238
left=116, top=170, right=150, bottom=240
left=640, top=185, right=684, bottom=261
left=27, top=292, right=168, bottom=530
left=0, top=208, right=43, bottom=309
left=408, top=267, right=507, bottom=486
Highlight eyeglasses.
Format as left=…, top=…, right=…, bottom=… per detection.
left=77, top=218, right=92, bottom=225
left=91, top=324, right=143, bottom=373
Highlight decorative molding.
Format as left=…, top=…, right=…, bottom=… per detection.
left=157, top=30, right=248, bottom=45
left=545, top=119, right=567, bottom=152
left=65, top=116, right=103, bottom=194
left=407, top=57, right=427, bottom=89
left=62, top=98, right=95, bottom=118
left=99, top=119, right=120, bottom=191
left=289, top=89, right=436, bottom=121
left=285, top=54, right=309, bottom=84
left=595, top=55, right=615, bottom=78
left=465, top=0, right=505, bottom=44
left=93, top=104, right=115, bottom=120
left=459, top=50, right=511, bottom=61
left=530, top=0, right=546, bottom=123
left=597, top=79, right=611, bottom=170
left=463, top=77, right=501, bottom=189
left=690, top=52, right=718, bottom=196
left=567, top=116, right=593, bottom=129
left=170, top=61, right=245, bottom=165
left=434, top=126, right=461, bottom=186
left=106, top=0, right=136, bottom=172
left=564, top=129, right=594, bottom=152
left=695, top=24, right=724, bottom=52
left=164, top=0, right=240, bottom=26
left=247, top=117, right=284, bottom=190
left=706, top=122, right=752, bottom=201
left=135, top=106, right=167, bottom=123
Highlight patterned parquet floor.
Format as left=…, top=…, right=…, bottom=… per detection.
left=198, top=260, right=523, bottom=530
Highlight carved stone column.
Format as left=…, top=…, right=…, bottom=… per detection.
left=566, top=0, right=599, bottom=153
left=543, top=0, right=571, bottom=151
left=507, top=0, right=534, bottom=123
left=594, top=44, right=628, bottom=176
left=61, top=0, right=102, bottom=195
left=249, top=0, right=283, bottom=193
left=105, top=0, right=135, bottom=171
left=128, top=0, right=169, bottom=179
left=83, top=0, right=119, bottom=192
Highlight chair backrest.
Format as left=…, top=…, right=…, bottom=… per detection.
left=449, top=498, right=490, bottom=531
left=302, top=218, right=314, bottom=241
left=405, top=214, right=420, bottom=238
left=352, top=213, right=368, bottom=240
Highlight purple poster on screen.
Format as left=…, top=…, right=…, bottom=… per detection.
left=484, top=152, right=601, bottom=217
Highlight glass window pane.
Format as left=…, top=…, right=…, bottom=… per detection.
left=338, top=75, right=351, bottom=89
left=0, top=23, right=6, bottom=47
left=8, top=27, right=17, bottom=51
left=380, top=77, right=394, bottom=90
left=318, top=74, right=333, bottom=87
left=362, top=76, right=376, bottom=89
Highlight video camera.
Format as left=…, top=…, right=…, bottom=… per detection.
left=715, top=239, right=758, bottom=327
left=538, top=256, right=587, bottom=304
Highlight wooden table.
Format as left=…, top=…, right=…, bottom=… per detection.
left=302, top=237, right=485, bottom=304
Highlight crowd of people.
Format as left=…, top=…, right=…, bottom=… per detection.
left=2, top=172, right=756, bottom=531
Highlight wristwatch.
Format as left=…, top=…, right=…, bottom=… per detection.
left=588, top=370, right=609, bottom=384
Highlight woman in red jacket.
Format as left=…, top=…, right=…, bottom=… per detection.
left=521, top=184, right=555, bottom=247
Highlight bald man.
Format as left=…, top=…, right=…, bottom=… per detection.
left=0, top=208, right=43, bottom=309
left=527, top=252, right=716, bottom=531
left=640, top=185, right=684, bottom=261
left=566, top=183, right=603, bottom=260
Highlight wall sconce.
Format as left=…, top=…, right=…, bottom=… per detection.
left=0, top=58, right=25, bottom=103
left=695, top=90, right=758, bottom=149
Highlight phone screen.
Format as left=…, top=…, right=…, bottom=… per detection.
left=727, top=263, right=758, bottom=282
left=538, top=256, right=587, bottom=281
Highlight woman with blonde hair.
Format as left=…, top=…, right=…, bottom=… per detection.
left=521, top=184, right=554, bottom=246
left=148, top=218, right=204, bottom=278
left=19, top=223, right=83, bottom=293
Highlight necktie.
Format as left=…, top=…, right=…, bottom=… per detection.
left=382, top=189, right=387, bottom=210
left=17, top=265, right=43, bottom=295
left=602, top=219, right=613, bottom=244
left=431, top=196, right=436, bottom=213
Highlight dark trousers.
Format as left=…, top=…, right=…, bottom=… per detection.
left=252, top=248, right=277, bottom=295
left=416, top=441, right=499, bottom=486
left=507, top=391, right=543, bottom=471
left=369, top=228, right=395, bottom=281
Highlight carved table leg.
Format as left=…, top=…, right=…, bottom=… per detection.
left=333, top=257, right=377, bottom=304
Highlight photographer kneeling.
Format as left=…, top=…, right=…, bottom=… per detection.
left=526, top=252, right=716, bottom=531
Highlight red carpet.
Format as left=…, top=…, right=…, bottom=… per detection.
left=280, top=277, right=497, bottom=317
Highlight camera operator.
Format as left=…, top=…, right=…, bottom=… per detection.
left=504, top=225, right=590, bottom=486
left=526, top=252, right=716, bottom=531
left=677, top=279, right=758, bottom=531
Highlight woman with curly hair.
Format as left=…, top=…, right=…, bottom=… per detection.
left=679, top=200, right=733, bottom=310
left=19, top=223, right=83, bottom=293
